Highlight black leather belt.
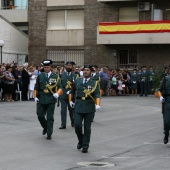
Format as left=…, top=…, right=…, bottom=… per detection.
left=76, top=97, right=92, bottom=100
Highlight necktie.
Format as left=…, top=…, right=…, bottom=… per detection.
left=84, top=79, right=87, bottom=84
left=91, top=74, right=93, bottom=77
left=46, top=73, right=48, bottom=78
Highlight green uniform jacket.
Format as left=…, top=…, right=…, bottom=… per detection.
left=130, top=73, right=138, bottom=90
left=59, top=72, right=78, bottom=100
left=140, top=71, right=149, bottom=82
left=35, top=72, right=62, bottom=104
left=91, top=73, right=100, bottom=89
left=148, top=71, right=155, bottom=82
left=74, top=77, right=100, bottom=113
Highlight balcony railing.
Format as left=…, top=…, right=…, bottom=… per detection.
left=0, top=6, right=28, bottom=10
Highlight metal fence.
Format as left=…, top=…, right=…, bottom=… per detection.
left=47, top=49, right=84, bottom=67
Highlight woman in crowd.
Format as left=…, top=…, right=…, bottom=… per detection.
left=28, top=66, right=36, bottom=101
left=111, top=72, right=117, bottom=96
left=0, top=65, right=5, bottom=101
left=11, top=65, right=19, bottom=101
left=4, top=65, right=15, bottom=102
left=122, top=70, right=130, bottom=96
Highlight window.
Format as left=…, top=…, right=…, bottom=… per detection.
left=2, top=0, right=28, bottom=9
left=117, top=50, right=138, bottom=69
left=119, top=7, right=139, bottom=22
left=47, top=10, right=84, bottom=30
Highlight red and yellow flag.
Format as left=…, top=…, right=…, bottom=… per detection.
left=99, top=21, right=170, bottom=34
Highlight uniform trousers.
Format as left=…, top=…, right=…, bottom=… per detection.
left=37, top=103, right=56, bottom=136
left=140, top=81, right=148, bottom=96
left=163, top=98, right=170, bottom=135
left=74, top=112, right=94, bottom=149
left=60, top=98, right=74, bottom=127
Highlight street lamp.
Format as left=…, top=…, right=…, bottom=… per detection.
left=0, top=40, right=5, bottom=64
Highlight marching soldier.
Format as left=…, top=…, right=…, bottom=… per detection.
left=69, top=65, right=101, bottom=153
left=34, top=60, right=63, bottom=140
left=156, top=67, right=170, bottom=144
left=59, top=61, right=78, bottom=129
left=148, top=66, right=155, bottom=94
left=91, top=65, right=100, bottom=121
left=139, top=66, right=149, bottom=97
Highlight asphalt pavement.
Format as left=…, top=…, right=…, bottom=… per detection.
left=0, top=95, right=168, bottom=170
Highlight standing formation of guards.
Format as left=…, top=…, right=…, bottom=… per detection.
left=34, top=60, right=101, bottom=153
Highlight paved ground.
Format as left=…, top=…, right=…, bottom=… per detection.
left=0, top=95, right=168, bottom=170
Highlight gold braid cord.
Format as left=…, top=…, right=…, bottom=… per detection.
left=65, top=81, right=72, bottom=89
left=46, top=76, right=60, bottom=94
left=83, top=81, right=99, bottom=103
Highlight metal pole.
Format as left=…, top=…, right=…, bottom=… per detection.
left=0, top=46, right=2, bottom=64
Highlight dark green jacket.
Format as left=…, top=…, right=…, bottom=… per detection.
left=148, top=71, right=155, bottom=82
left=140, top=71, right=149, bottom=82
left=74, top=77, right=100, bottom=113
left=59, top=72, right=78, bottom=100
left=35, top=72, right=62, bottom=104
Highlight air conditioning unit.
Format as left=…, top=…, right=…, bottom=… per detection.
left=138, top=2, right=150, bottom=11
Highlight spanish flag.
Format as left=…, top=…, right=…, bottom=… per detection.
left=99, top=21, right=170, bottom=34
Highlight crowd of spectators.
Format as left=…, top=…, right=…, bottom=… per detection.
left=0, top=62, right=165, bottom=102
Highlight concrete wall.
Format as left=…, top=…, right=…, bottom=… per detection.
left=0, top=17, right=28, bottom=54
left=46, top=30, right=84, bottom=46
left=97, top=31, right=170, bottom=44
left=0, top=9, right=28, bottom=22
left=47, top=0, right=84, bottom=6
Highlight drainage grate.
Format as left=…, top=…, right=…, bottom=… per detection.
left=77, top=162, right=115, bottom=167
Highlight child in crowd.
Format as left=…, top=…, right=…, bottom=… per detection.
left=111, top=74, right=117, bottom=96
left=117, top=77, right=123, bottom=96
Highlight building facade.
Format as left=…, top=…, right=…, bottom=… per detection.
left=29, top=0, right=170, bottom=69
left=0, top=0, right=28, bottom=64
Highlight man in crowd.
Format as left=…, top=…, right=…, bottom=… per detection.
left=22, top=62, right=31, bottom=101
left=69, top=65, right=101, bottom=153
left=99, top=67, right=109, bottom=96
left=148, top=66, right=155, bottom=94
left=59, top=61, right=78, bottom=129
left=139, top=66, right=149, bottom=97
left=34, top=60, right=63, bottom=140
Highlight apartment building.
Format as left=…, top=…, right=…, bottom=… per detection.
left=0, top=0, right=28, bottom=64
left=29, top=0, right=170, bottom=69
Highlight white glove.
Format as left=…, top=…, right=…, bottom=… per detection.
left=96, top=105, right=101, bottom=110
left=160, top=96, right=165, bottom=103
left=53, top=93, right=59, bottom=99
left=66, top=90, right=71, bottom=95
left=34, top=97, right=39, bottom=103
left=69, top=101, right=75, bottom=108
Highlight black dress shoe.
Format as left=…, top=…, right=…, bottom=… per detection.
left=47, top=136, right=51, bottom=140
left=59, top=126, right=66, bottom=129
left=42, top=129, right=47, bottom=135
left=77, top=142, right=82, bottom=149
left=71, top=122, right=74, bottom=127
left=164, top=135, right=169, bottom=144
left=82, top=148, right=88, bottom=153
